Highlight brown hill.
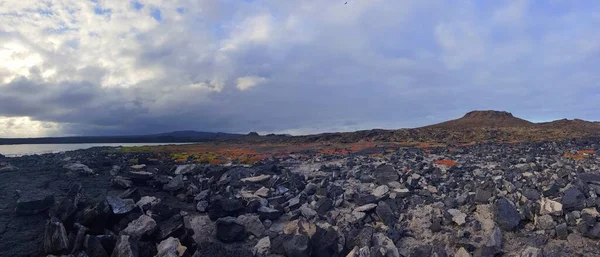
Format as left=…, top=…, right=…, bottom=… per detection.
left=247, top=110, right=600, bottom=145
left=425, top=110, right=533, bottom=128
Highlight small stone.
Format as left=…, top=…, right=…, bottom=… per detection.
left=485, top=227, right=502, bottom=249
left=254, top=237, right=271, bottom=257
left=372, top=185, right=389, bottom=198
left=283, top=234, right=311, bottom=257
left=183, top=215, right=216, bottom=244
left=158, top=215, right=184, bottom=240
left=163, top=175, right=185, bottom=191
left=241, top=174, right=271, bottom=183
left=304, top=183, right=318, bottom=195
left=354, top=203, right=377, bottom=212
left=257, top=206, right=283, bottom=220
left=447, top=209, right=467, bottom=226
left=136, top=196, right=161, bottom=212
left=254, top=187, right=270, bottom=197
left=393, top=188, right=411, bottom=198
left=216, top=217, right=246, bottom=243
left=196, top=201, right=209, bottom=212
left=475, top=188, right=493, bottom=203
left=535, top=214, right=556, bottom=230
left=43, top=217, right=69, bottom=254
left=16, top=190, right=54, bottom=215
left=300, top=204, right=317, bottom=219
left=106, top=196, right=135, bottom=215
left=156, top=237, right=187, bottom=257
left=122, top=214, right=157, bottom=239
left=455, top=247, right=471, bottom=257
left=194, top=190, right=210, bottom=201
left=111, top=176, right=133, bottom=189
left=520, top=246, right=542, bottom=257
left=63, top=163, right=94, bottom=175
left=567, top=233, right=585, bottom=248
left=350, top=212, right=366, bottom=223
left=372, top=233, right=399, bottom=257
left=173, top=164, right=197, bottom=175
left=192, top=242, right=253, bottom=257
left=131, top=164, right=146, bottom=170
left=346, top=227, right=373, bottom=249
left=316, top=198, right=333, bottom=215
left=556, top=223, right=568, bottom=240
left=539, top=198, right=562, bottom=216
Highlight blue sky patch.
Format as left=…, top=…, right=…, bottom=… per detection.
left=150, top=8, right=162, bottom=21
left=132, top=1, right=144, bottom=11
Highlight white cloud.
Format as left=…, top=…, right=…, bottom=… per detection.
left=493, top=0, right=529, bottom=25
left=236, top=76, right=267, bottom=91
left=0, top=0, right=599, bottom=137
left=0, top=116, right=62, bottom=138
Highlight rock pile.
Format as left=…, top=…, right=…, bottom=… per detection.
left=9, top=139, right=600, bottom=256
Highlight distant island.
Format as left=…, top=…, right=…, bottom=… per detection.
left=2, top=110, right=600, bottom=145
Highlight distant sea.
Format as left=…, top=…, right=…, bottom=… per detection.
left=0, top=142, right=194, bottom=157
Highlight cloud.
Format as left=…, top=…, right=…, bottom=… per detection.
left=0, top=0, right=599, bottom=137
left=236, top=76, right=267, bottom=91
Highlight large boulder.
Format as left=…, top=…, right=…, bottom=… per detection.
left=561, top=187, right=585, bottom=211
left=207, top=197, right=244, bottom=220
left=236, top=214, right=265, bottom=237
left=52, top=183, right=83, bottom=222
left=376, top=201, right=396, bottom=226
left=312, top=224, right=342, bottom=257
left=494, top=197, right=521, bottom=231
left=16, top=190, right=54, bottom=215
left=215, top=217, right=246, bottom=243
left=44, top=217, right=69, bottom=254
left=374, top=165, right=399, bottom=185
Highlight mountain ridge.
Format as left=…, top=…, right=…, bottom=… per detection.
left=1, top=110, right=599, bottom=145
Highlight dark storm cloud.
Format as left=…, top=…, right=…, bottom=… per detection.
left=1, top=1, right=600, bottom=137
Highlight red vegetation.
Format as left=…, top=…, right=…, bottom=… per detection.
left=434, top=159, right=457, bottom=167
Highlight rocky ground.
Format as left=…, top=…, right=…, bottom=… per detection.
left=2, top=138, right=600, bottom=257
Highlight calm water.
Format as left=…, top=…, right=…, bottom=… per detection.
left=0, top=143, right=195, bottom=157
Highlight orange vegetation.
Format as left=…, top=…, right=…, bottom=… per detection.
left=434, top=159, right=457, bottom=167
left=563, top=149, right=596, bottom=160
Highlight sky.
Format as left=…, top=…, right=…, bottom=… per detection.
left=0, top=0, right=599, bottom=138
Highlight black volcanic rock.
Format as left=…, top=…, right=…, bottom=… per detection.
left=494, top=197, right=521, bottom=231
left=562, top=187, right=586, bottom=211
left=16, top=190, right=54, bottom=215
